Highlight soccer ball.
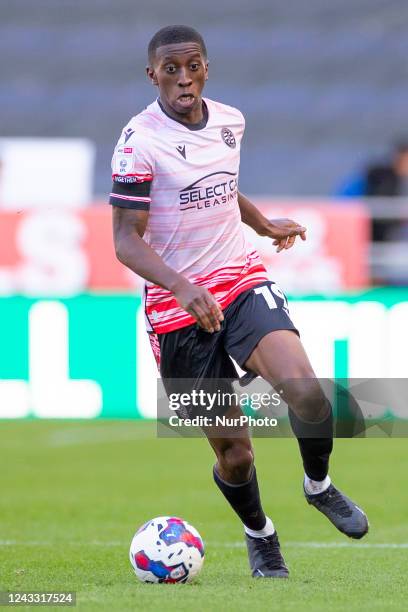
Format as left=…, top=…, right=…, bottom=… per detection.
left=129, top=516, right=205, bottom=583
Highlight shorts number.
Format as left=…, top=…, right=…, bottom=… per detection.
left=254, top=283, right=289, bottom=314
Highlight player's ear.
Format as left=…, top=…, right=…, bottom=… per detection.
left=146, top=65, right=158, bottom=86
left=204, top=61, right=209, bottom=81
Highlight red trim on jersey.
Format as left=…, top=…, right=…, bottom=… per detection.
left=112, top=173, right=153, bottom=181
left=145, top=255, right=263, bottom=299
left=145, top=264, right=268, bottom=334
left=145, top=266, right=267, bottom=316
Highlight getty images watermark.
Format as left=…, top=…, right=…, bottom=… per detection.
left=166, top=388, right=281, bottom=428
left=156, top=377, right=408, bottom=438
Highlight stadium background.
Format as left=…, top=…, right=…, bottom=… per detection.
left=1, top=0, right=408, bottom=418
left=1, top=3, right=408, bottom=610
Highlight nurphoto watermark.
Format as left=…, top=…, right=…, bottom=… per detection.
left=156, top=377, right=408, bottom=438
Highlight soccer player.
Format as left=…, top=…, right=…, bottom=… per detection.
left=110, top=25, right=369, bottom=578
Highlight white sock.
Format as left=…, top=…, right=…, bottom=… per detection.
left=244, top=516, right=275, bottom=538
left=304, top=474, right=331, bottom=495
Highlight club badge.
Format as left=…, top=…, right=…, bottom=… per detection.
left=221, top=127, right=236, bottom=148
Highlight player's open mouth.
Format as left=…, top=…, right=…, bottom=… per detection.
left=177, top=94, right=195, bottom=108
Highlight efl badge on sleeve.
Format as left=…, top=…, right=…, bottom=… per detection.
left=114, top=146, right=135, bottom=174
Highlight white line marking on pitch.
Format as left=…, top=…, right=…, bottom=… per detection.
left=1, top=540, right=408, bottom=549
left=212, top=541, right=408, bottom=549
left=0, top=540, right=123, bottom=547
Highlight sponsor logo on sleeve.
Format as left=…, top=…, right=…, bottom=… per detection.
left=116, top=147, right=134, bottom=155
left=114, top=147, right=135, bottom=174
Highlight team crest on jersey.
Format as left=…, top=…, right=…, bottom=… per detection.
left=221, top=127, right=236, bottom=148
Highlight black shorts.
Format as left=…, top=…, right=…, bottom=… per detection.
left=158, top=280, right=298, bottom=384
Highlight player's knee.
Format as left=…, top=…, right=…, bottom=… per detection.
left=221, top=442, right=254, bottom=482
left=290, top=382, right=329, bottom=424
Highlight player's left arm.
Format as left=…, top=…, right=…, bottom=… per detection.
left=238, top=191, right=307, bottom=253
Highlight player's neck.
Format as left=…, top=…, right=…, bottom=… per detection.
left=158, top=98, right=207, bottom=128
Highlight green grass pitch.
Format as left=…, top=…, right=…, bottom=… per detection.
left=1, top=421, right=407, bottom=611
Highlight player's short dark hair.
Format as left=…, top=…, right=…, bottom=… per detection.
left=148, top=25, right=207, bottom=64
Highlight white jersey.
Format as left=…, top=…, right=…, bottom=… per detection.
left=111, top=98, right=267, bottom=334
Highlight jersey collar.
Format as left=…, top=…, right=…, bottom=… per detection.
left=157, top=98, right=209, bottom=131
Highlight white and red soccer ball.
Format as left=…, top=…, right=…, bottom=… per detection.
left=129, top=516, right=205, bottom=583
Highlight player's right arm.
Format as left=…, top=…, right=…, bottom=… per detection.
left=109, top=127, right=223, bottom=333
left=112, top=206, right=223, bottom=333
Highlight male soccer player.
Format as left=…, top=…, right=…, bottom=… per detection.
left=110, top=25, right=368, bottom=578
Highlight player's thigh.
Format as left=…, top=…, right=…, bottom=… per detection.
left=224, top=280, right=298, bottom=375
left=245, top=329, right=326, bottom=417
left=158, top=325, right=252, bottom=459
left=159, top=324, right=245, bottom=434
left=245, top=328, right=315, bottom=382
left=225, top=281, right=326, bottom=419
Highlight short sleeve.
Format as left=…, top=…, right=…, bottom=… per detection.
left=109, top=128, right=154, bottom=210
left=236, top=109, right=245, bottom=144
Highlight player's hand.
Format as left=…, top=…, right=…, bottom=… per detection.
left=267, top=218, right=307, bottom=253
left=172, top=279, right=224, bottom=333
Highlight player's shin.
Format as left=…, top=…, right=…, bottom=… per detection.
left=213, top=465, right=274, bottom=536
left=288, top=401, right=334, bottom=489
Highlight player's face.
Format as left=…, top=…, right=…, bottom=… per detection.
left=147, top=42, right=208, bottom=122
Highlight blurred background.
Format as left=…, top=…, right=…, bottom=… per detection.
left=2, top=0, right=408, bottom=419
